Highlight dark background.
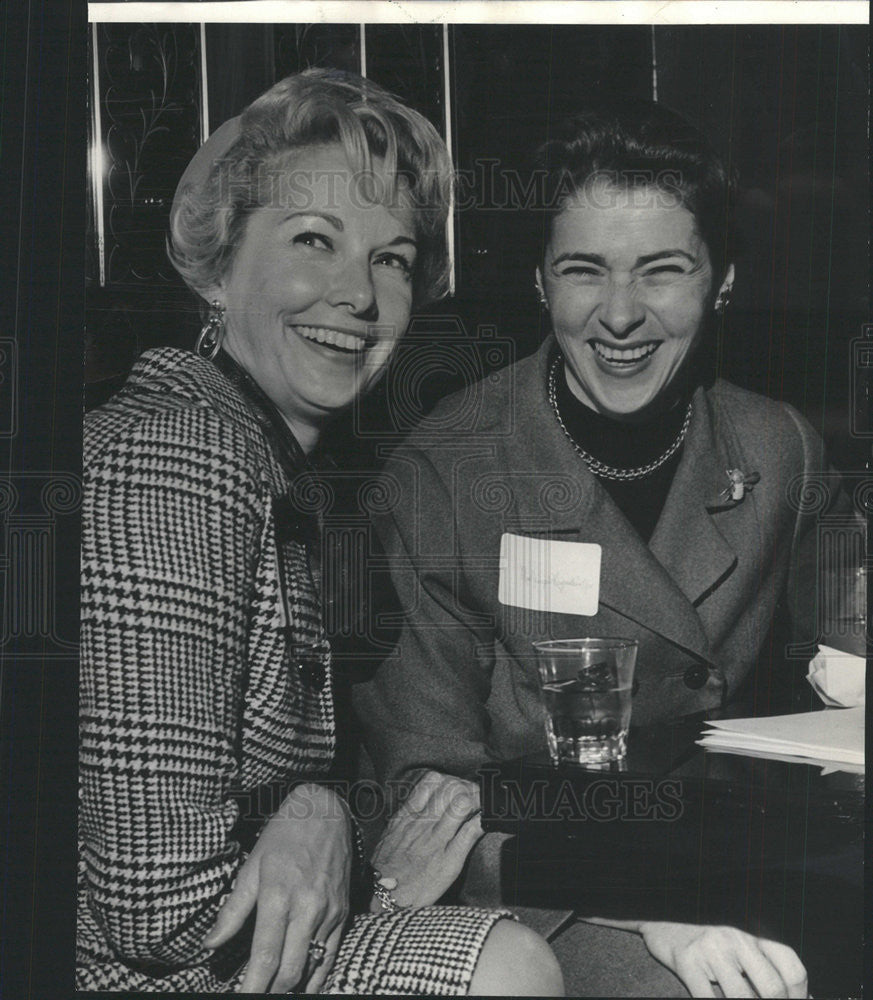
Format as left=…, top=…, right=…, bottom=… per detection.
left=1, top=3, right=85, bottom=999
left=1, top=9, right=868, bottom=999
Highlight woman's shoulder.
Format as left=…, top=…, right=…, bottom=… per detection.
left=433, top=345, right=543, bottom=424
left=393, top=344, right=545, bottom=461
left=87, top=346, right=249, bottom=419
left=709, top=379, right=814, bottom=427
left=85, top=347, right=267, bottom=471
left=706, top=379, right=823, bottom=466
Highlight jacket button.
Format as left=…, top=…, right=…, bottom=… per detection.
left=683, top=664, right=709, bottom=689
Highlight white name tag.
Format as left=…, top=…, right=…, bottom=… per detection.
left=498, top=533, right=601, bottom=616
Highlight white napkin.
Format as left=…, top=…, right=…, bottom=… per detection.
left=807, top=645, right=866, bottom=708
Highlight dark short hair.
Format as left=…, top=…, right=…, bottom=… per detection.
left=534, top=97, right=736, bottom=281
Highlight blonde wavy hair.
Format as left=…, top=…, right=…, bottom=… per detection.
left=169, top=68, right=454, bottom=306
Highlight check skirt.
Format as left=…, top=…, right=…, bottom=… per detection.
left=78, top=896, right=511, bottom=994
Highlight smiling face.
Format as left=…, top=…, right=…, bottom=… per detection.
left=538, top=180, right=733, bottom=421
left=207, top=144, right=417, bottom=450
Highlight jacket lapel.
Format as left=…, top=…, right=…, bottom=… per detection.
left=582, top=482, right=713, bottom=661
left=649, top=387, right=738, bottom=608
left=507, top=342, right=732, bottom=663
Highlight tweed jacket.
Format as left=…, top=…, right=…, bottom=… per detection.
left=78, top=348, right=335, bottom=991
left=354, top=337, right=844, bottom=785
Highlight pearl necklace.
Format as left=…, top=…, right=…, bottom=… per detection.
left=548, top=355, right=692, bottom=482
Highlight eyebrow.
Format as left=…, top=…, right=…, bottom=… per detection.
left=550, top=249, right=696, bottom=267
left=382, top=235, right=419, bottom=251
left=283, top=211, right=345, bottom=231
left=635, top=249, right=696, bottom=267
left=282, top=213, right=418, bottom=250
left=550, top=252, right=606, bottom=267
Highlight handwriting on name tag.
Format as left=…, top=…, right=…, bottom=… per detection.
left=498, top=533, right=601, bottom=616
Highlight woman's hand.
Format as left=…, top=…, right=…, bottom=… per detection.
left=640, top=922, right=809, bottom=998
left=203, top=783, right=352, bottom=994
left=369, top=770, right=484, bottom=911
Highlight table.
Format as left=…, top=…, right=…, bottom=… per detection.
left=478, top=719, right=864, bottom=996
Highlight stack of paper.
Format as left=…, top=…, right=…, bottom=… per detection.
left=698, top=708, right=864, bottom=773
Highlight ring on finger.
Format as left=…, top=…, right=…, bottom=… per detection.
left=308, top=939, right=327, bottom=965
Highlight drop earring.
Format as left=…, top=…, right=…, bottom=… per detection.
left=196, top=300, right=225, bottom=360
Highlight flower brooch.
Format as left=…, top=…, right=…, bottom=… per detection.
left=720, top=468, right=761, bottom=502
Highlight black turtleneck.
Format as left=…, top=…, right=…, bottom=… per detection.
left=553, top=359, right=692, bottom=543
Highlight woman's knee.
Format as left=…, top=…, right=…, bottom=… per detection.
left=469, top=919, right=564, bottom=996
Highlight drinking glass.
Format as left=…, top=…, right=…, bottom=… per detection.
left=532, top=637, right=638, bottom=765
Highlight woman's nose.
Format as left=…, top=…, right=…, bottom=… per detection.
left=597, top=280, right=645, bottom=339
left=328, top=259, right=378, bottom=319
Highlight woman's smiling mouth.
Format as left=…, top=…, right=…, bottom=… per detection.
left=291, top=324, right=371, bottom=353
left=590, top=340, right=660, bottom=366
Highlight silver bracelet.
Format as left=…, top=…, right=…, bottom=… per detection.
left=371, top=869, right=402, bottom=913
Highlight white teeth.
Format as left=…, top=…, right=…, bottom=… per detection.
left=293, top=325, right=367, bottom=352
left=592, top=342, right=659, bottom=363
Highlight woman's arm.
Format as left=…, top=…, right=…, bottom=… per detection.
left=366, top=770, right=485, bottom=910
left=204, top=770, right=485, bottom=990
left=80, top=404, right=264, bottom=968
left=583, top=918, right=808, bottom=998
left=203, top=781, right=353, bottom=993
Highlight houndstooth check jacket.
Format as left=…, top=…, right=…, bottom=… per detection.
left=78, top=347, right=337, bottom=990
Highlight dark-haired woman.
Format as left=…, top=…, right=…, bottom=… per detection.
left=354, top=98, right=838, bottom=997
